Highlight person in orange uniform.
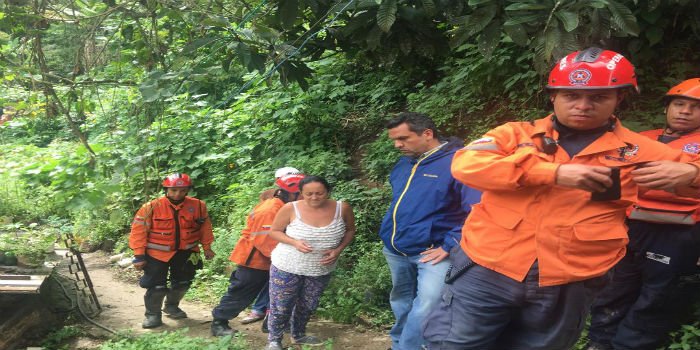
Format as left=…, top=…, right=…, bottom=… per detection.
left=587, top=78, right=700, bottom=350
left=130, top=173, right=215, bottom=328
left=210, top=173, right=304, bottom=336
left=422, top=48, right=700, bottom=350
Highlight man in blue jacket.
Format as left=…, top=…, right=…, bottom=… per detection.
left=380, top=112, right=481, bottom=350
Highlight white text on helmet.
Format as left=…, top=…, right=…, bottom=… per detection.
left=606, top=54, right=624, bottom=70
left=559, top=57, right=567, bottom=70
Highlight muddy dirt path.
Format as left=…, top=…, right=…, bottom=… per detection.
left=76, top=251, right=391, bottom=350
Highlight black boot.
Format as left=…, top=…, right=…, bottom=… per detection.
left=142, top=286, right=167, bottom=328
left=163, top=284, right=189, bottom=319
left=211, top=318, right=236, bottom=336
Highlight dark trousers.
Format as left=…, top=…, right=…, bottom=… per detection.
left=423, top=248, right=607, bottom=350
left=211, top=265, right=269, bottom=320
left=588, top=220, right=700, bottom=350
left=139, top=250, right=201, bottom=289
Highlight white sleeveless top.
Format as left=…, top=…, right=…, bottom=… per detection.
left=271, top=201, right=346, bottom=276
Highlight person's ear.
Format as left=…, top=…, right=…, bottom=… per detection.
left=616, top=90, right=627, bottom=106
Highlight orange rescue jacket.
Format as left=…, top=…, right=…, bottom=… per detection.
left=129, top=196, right=214, bottom=262
left=627, top=129, right=700, bottom=224
left=229, top=198, right=284, bottom=270
left=452, top=115, right=700, bottom=287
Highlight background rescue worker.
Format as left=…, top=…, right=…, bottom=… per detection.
left=422, top=48, right=700, bottom=350
left=587, top=78, right=700, bottom=350
left=129, top=172, right=215, bottom=328
left=210, top=173, right=304, bottom=336
left=379, top=112, right=481, bottom=350
left=244, top=166, right=302, bottom=332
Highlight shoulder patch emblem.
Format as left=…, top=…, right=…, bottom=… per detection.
left=187, top=207, right=195, bottom=213
left=683, top=142, right=700, bottom=154
left=623, top=144, right=639, bottom=157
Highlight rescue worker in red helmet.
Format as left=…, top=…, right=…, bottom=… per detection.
left=129, top=172, right=215, bottom=328
left=210, top=173, right=304, bottom=336
left=587, top=78, right=700, bottom=350
left=422, top=48, right=700, bottom=350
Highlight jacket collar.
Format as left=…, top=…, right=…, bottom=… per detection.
left=530, top=114, right=629, bottom=157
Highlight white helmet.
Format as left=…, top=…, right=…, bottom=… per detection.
left=274, top=166, right=301, bottom=179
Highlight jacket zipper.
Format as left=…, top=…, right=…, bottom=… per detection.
left=173, top=207, right=181, bottom=251
left=390, top=147, right=442, bottom=256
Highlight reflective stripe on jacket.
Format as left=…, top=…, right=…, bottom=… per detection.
left=229, top=198, right=284, bottom=270
left=129, top=196, right=214, bottom=262
left=627, top=129, right=700, bottom=224
left=452, top=115, right=700, bottom=287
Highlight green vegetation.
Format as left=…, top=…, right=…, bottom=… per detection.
left=1, top=0, right=700, bottom=348
left=41, top=325, right=84, bottom=350
left=100, top=330, right=248, bottom=350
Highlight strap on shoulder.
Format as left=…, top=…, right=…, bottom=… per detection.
left=292, top=201, right=301, bottom=219
left=335, top=201, right=342, bottom=219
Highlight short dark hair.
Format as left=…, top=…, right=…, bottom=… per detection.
left=299, top=175, right=332, bottom=193
left=385, top=112, right=441, bottom=140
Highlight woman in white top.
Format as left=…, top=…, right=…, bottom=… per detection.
left=265, top=175, right=356, bottom=350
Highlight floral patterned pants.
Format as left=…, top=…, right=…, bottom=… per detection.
left=267, top=264, right=331, bottom=342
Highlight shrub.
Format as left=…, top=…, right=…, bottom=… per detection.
left=100, top=329, right=249, bottom=350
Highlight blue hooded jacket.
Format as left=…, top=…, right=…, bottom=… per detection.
left=379, top=137, right=481, bottom=256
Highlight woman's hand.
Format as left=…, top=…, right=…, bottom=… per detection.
left=292, top=239, right=313, bottom=253
left=320, top=249, right=341, bottom=265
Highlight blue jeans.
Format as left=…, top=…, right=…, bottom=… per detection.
left=383, top=246, right=450, bottom=350
left=251, top=281, right=270, bottom=314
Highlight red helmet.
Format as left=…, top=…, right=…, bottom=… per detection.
left=275, top=174, right=304, bottom=193
left=547, top=47, right=638, bottom=92
left=162, top=173, right=193, bottom=188
left=666, top=78, right=700, bottom=101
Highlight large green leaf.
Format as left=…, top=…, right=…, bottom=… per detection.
left=478, top=20, right=501, bottom=58
left=504, top=13, right=546, bottom=26
left=278, top=0, right=299, bottom=29
left=647, top=0, right=661, bottom=11
left=139, top=84, right=160, bottom=103
left=467, top=0, right=494, bottom=5
left=181, top=37, right=218, bottom=55
left=448, top=4, right=495, bottom=49
left=503, top=23, right=529, bottom=46
left=644, top=26, right=663, bottom=46
left=354, top=0, right=379, bottom=11
left=201, top=15, right=230, bottom=28
left=606, top=0, right=640, bottom=36
left=377, top=0, right=398, bottom=32
left=421, top=0, right=436, bottom=16
left=505, top=3, right=551, bottom=11
left=555, top=10, right=579, bottom=32
left=366, top=24, right=383, bottom=49
left=543, top=22, right=561, bottom=64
